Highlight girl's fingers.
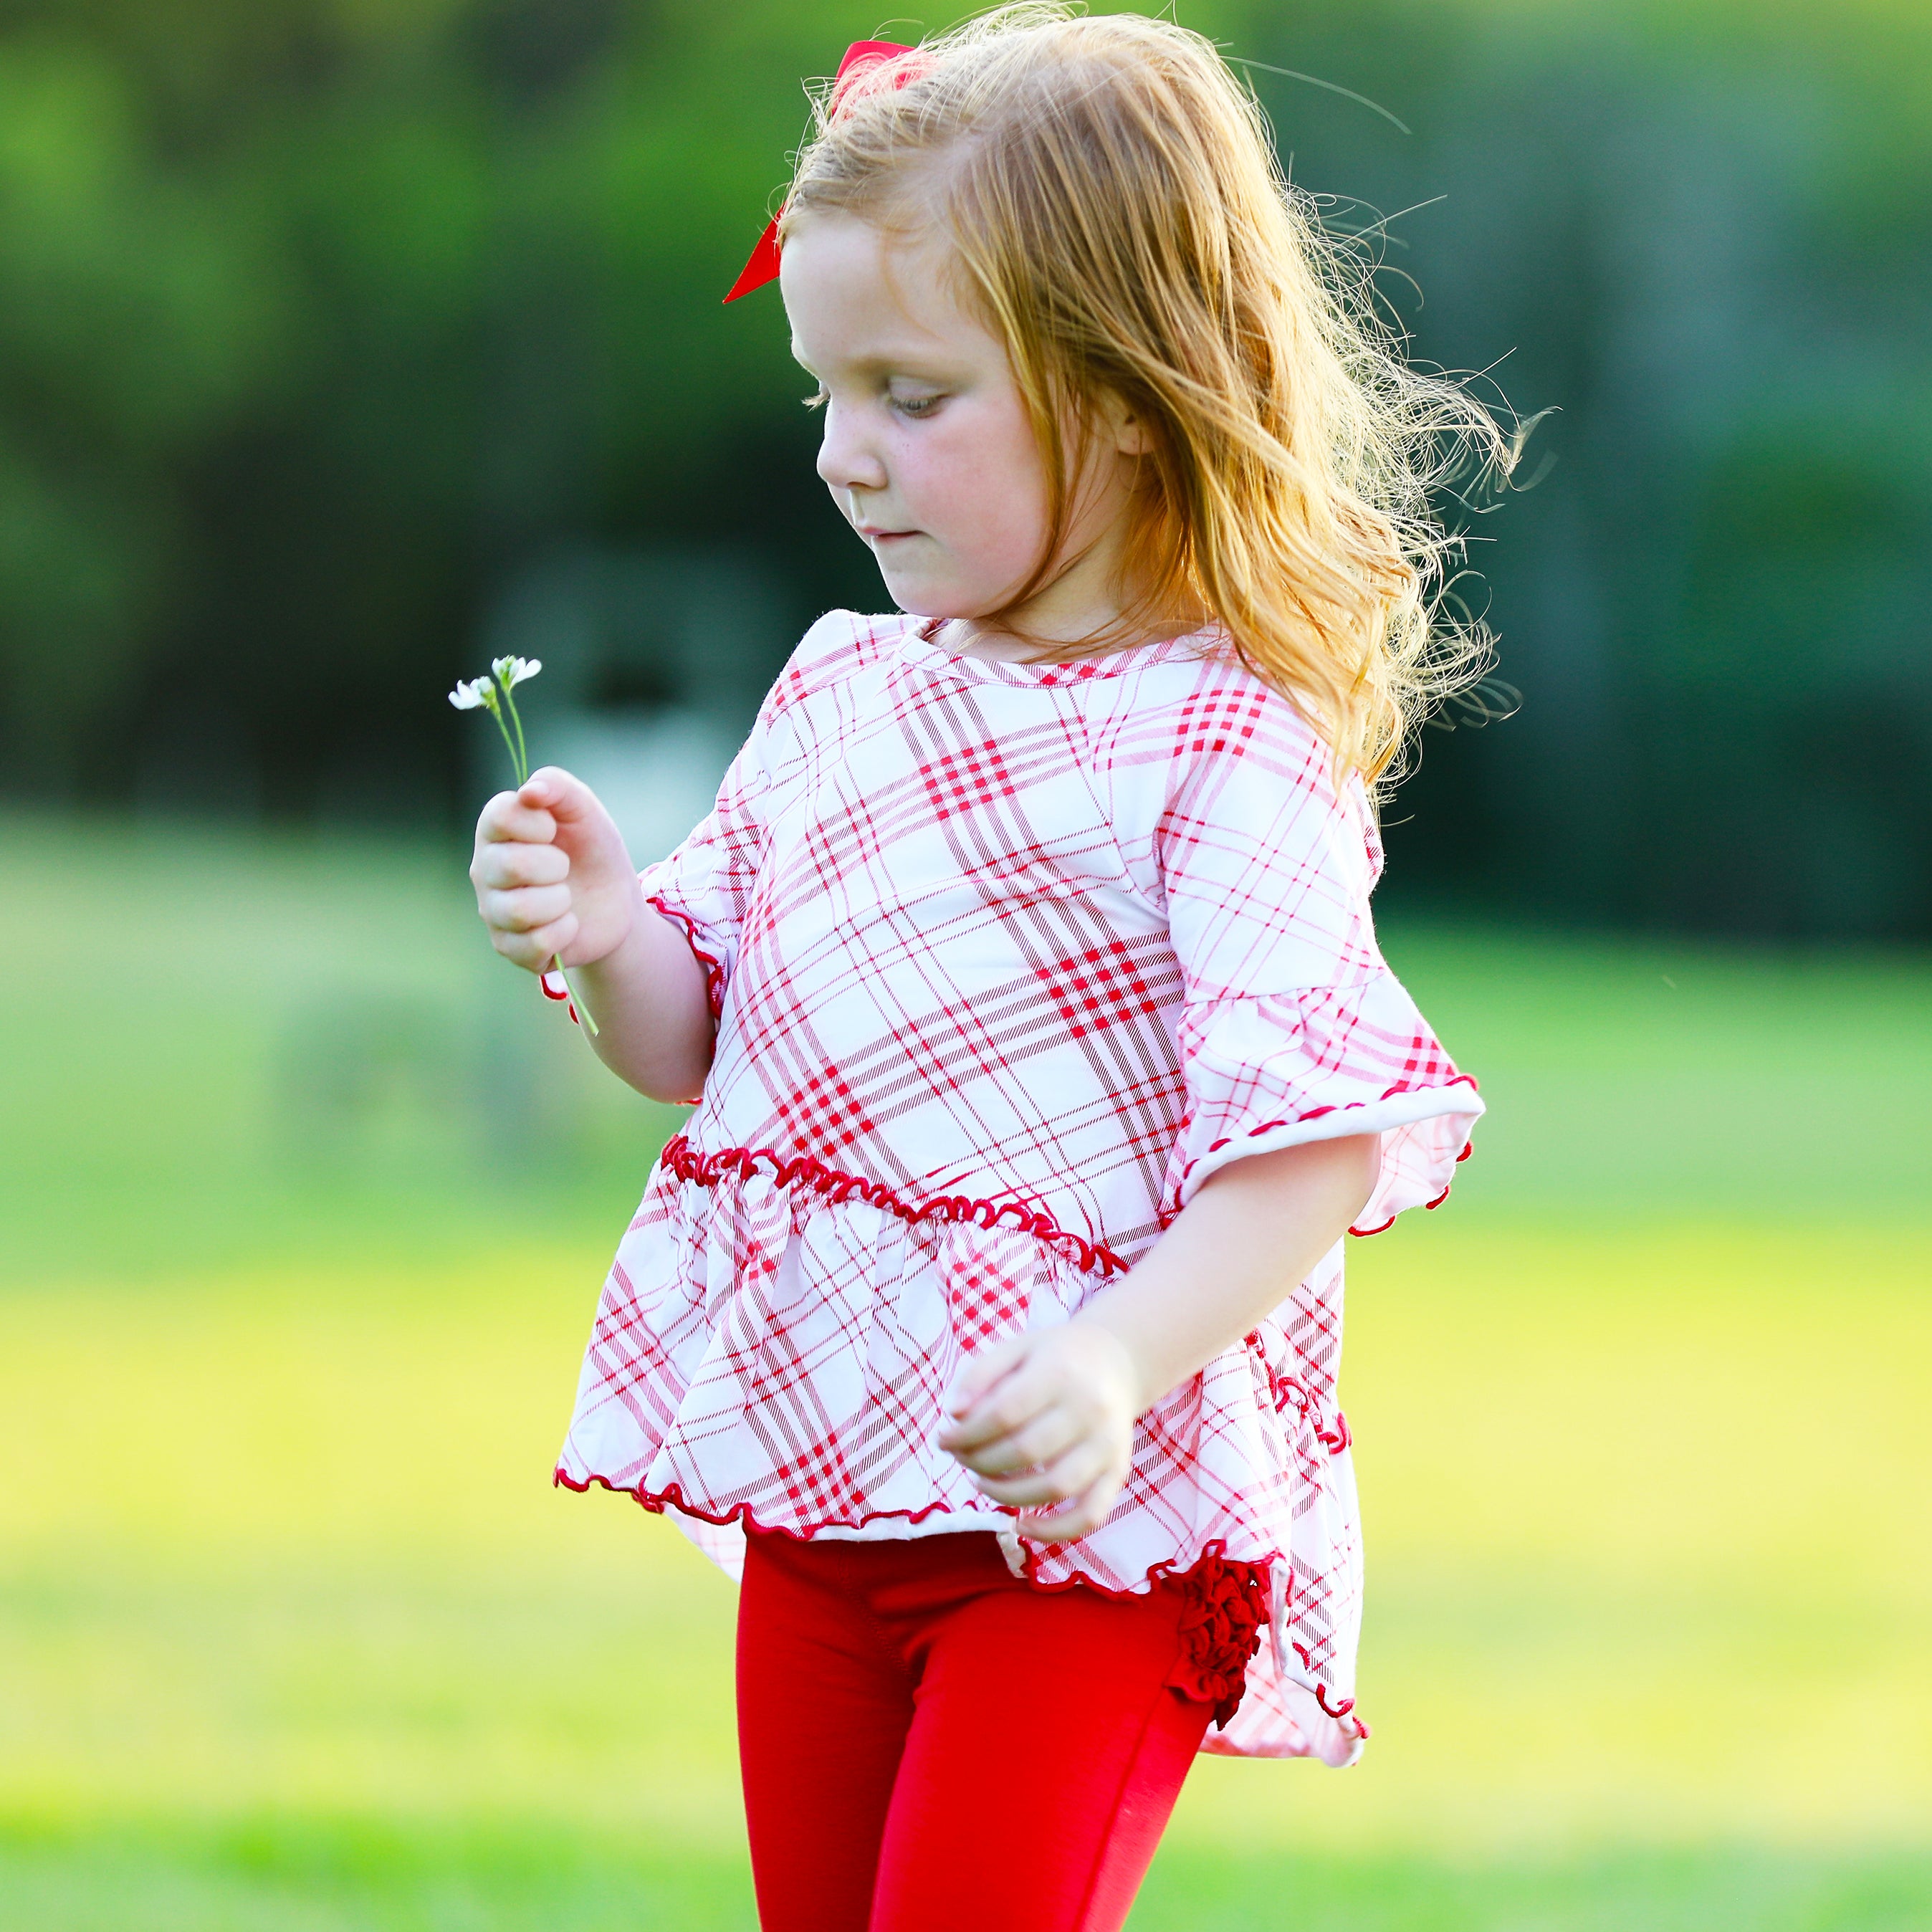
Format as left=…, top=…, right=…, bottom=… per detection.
left=1015, top=1466, right=1123, bottom=1544
left=478, top=791, right=558, bottom=845
left=940, top=1335, right=1030, bottom=1420
left=970, top=1436, right=1111, bottom=1508
left=936, top=1354, right=1057, bottom=1453
left=522, top=766, right=588, bottom=816
left=491, top=911, right=579, bottom=970
left=968, top=1469, right=1063, bottom=1507
left=949, top=1405, right=1081, bottom=1478
left=520, top=770, right=637, bottom=880
left=482, top=884, right=573, bottom=934
left=472, top=841, right=570, bottom=890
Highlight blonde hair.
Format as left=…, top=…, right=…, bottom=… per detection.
left=778, top=4, right=1526, bottom=793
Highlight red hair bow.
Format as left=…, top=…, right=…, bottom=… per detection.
left=722, top=39, right=913, bottom=302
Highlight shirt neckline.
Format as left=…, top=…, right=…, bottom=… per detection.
left=894, top=614, right=1218, bottom=687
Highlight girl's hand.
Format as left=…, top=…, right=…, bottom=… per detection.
left=469, top=766, right=640, bottom=973
left=936, top=1320, right=1145, bottom=1544
left=935, top=1138, right=1382, bottom=1546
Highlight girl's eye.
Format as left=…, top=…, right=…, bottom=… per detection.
left=893, top=392, right=944, bottom=418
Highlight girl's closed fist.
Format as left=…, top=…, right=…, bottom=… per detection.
left=469, top=767, right=639, bottom=973
left=936, top=1320, right=1145, bottom=1544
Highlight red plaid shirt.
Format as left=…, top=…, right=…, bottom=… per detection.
left=556, top=611, right=1482, bottom=1765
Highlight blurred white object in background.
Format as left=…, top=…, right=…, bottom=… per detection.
left=540, top=705, right=740, bottom=864
left=471, top=541, right=787, bottom=863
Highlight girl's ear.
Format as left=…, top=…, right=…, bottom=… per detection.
left=1098, top=386, right=1153, bottom=457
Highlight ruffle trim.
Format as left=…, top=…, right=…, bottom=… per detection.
left=656, top=1134, right=1134, bottom=1278
left=1349, top=1136, right=1473, bottom=1238
left=1291, top=1640, right=1371, bottom=1736
left=1164, top=1073, right=1480, bottom=1238
left=551, top=1468, right=1369, bottom=1743
left=644, top=892, right=728, bottom=1023
left=1249, top=1336, right=1352, bottom=1455
left=555, top=1466, right=969, bottom=1535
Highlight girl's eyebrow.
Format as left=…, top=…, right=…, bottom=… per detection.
left=790, top=340, right=966, bottom=383
left=807, top=360, right=962, bottom=390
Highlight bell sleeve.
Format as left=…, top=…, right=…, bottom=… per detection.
left=1147, top=682, right=1483, bottom=1235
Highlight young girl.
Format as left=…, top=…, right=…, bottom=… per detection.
left=469, top=10, right=1507, bottom=1928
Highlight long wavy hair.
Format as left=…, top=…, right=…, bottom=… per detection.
left=778, top=4, right=1525, bottom=793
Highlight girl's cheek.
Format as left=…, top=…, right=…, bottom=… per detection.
left=987, top=474, right=1056, bottom=576
left=939, top=492, right=1036, bottom=585
left=936, top=429, right=1049, bottom=556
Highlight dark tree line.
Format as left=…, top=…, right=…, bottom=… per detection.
left=1, top=1, right=1926, bottom=934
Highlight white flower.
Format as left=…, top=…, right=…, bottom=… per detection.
left=448, top=676, right=495, bottom=710
left=492, top=655, right=542, bottom=689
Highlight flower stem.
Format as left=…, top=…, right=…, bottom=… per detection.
left=477, top=675, right=585, bottom=1033
left=552, top=956, right=599, bottom=1035
left=499, top=679, right=531, bottom=787
left=487, top=701, right=525, bottom=787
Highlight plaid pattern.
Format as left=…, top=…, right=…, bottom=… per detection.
left=555, top=610, right=1483, bottom=1766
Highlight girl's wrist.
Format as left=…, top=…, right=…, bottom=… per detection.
left=573, top=874, right=651, bottom=977
left=1066, top=1307, right=1165, bottom=1417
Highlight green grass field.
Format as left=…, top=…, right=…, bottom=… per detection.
left=3, top=813, right=1928, bottom=1929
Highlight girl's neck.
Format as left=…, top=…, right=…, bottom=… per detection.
left=939, top=604, right=1209, bottom=666
left=940, top=618, right=1055, bottom=664
left=935, top=493, right=1210, bottom=664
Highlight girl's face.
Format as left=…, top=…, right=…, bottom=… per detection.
left=780, top=212, right=1141, bottom=646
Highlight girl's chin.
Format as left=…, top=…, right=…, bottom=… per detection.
left=875, top=578, right=983, bottom=623
left=874, top=567, right=1015, bottom=625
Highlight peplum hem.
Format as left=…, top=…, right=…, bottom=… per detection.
left=553, top=1465, right=1366, bottom=1765
left=555, top=1139, right=1373, bottom=1766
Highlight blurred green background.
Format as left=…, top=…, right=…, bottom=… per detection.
left=2, top=2, right=1928, bottom=1929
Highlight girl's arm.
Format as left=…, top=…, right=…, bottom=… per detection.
left=470, top=767, right=716, bottom=1103
left=937, top=1132, right=1380, bottom=1542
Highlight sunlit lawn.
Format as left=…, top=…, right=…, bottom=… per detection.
left=3, top=813, right=1928, bottom=1928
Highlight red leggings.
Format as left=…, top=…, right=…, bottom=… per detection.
left=735, top=1525, right=1220, bottom=1932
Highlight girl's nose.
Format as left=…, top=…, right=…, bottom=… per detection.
left=815, top=401, right=889, bottom=497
